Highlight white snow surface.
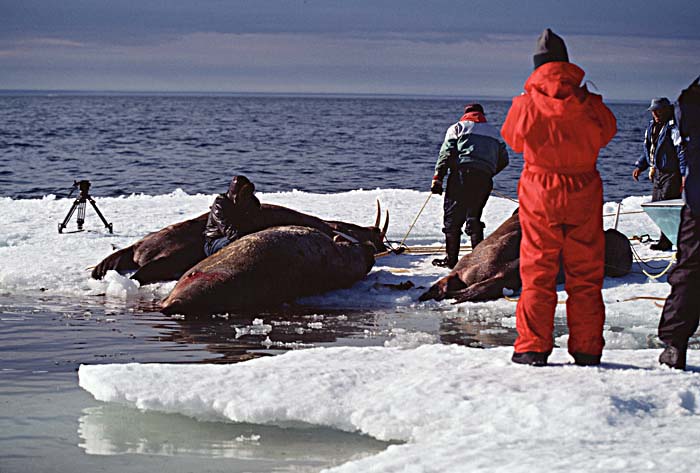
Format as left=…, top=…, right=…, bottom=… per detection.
left=80, top=345, right=700, bottom=472
left=0, top=188, right=677, bottom=348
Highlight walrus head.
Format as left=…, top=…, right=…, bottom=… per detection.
left=326, top=200, right=390, bottom=253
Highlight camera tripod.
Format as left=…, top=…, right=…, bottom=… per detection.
left=58, top=180, right=113, bottom=234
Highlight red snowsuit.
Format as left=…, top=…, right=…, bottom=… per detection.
left=501, top=62, right=617, bottom=356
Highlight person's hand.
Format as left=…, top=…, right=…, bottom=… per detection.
left=681, top=176, right=687, bottom=193
left=430, top=178, right=443, bottom=195
left=632, top=168, right=641, bottom=181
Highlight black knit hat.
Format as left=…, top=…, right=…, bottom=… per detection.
left=533, top=28, right=569, bottom=69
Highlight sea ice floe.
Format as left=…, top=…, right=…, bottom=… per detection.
left=79, top=345, right=700, bottom=472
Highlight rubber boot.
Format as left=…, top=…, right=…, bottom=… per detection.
left=512, top=351, right=549, bottom=366
left=659, top=345, right=686, bottom=370
left=469, top=221, right=485, bottom=249
left=650, top=232, right=673, bottom=251
left=432, top=233, right=461, bottom=269
left=572, top=352, right=601, bottom=366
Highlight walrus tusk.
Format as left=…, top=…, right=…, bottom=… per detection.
left=380, top=210, right=389, bottom=239
left=374, top=200, right=381, bottom=228
left=332, top=230, right=359, bottom=244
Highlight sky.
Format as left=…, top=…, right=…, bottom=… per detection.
left=1, top=0, right=699, bottom=101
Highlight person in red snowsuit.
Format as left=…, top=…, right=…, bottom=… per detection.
left=501, top=29, right=617, bottom=366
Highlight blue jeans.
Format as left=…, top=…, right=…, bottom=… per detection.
left=204, top=236, right=233, bottom=257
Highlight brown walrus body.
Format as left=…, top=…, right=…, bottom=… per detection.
left=91, top=203, right=387, bottom=285
left=90, top=213, right=209, bottom=284
left=419, top=211, right=632, bottom=303
left=160, top=225, right=375, bottom=316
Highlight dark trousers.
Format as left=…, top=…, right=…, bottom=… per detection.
left=652, top=170, right=683, bottom=246
left=658, top=204, right=700, bottom=348
left=442, top=167, right=493, bottom=235
left=203, top=236, right=232, bottom=257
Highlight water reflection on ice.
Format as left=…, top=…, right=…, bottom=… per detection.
left=79, top=404, right=391, bottom=461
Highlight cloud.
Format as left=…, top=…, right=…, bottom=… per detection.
left=3, top=0, right=700, bottom=45
left=1, top=31, right=697, bottom=100
left=0, top=37, right=87, bottom=58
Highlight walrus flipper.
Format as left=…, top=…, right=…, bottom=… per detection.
left=449, top=277, right=510, bottom=303
left=418, top=283, right=446, bottom=302
left=91, top=247, right=137, bottom=280
left=131, top=254, right=200, bottom=285
left=449, top=259, right=521, bottom=304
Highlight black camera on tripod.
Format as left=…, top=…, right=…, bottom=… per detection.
left=58, top=180, right=113, bottom=234
left=74, top=179, right=91, bottom=197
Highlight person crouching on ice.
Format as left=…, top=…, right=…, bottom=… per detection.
left=430, top=103, right=509, bottom=268
left=501, top=28, right=617, bottom=366
left=203, top=175, right=261, bottom=256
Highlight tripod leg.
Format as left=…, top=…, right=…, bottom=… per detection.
left=88, top=197, right=113, bottom=233
left=58, top=199, right=81, bottom=233
left=77, top=201, right=86, bottom=230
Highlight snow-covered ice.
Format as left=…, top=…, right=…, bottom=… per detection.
left=80, top=345, right=700, bottom=472
left=0, top=188, right=685, bottom=348
left=0, top=189, right=654, bottom=291
left=0, top=189, right=688, bottom=349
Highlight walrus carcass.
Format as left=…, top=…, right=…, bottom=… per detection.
left=160, top=225, right=376, bottom=316
left=419, top=211, right=632, bottom=303
left=91, top=202, right=388, bottom=285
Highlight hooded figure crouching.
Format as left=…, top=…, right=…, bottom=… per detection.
left=203, top=175, right=262, bottom=257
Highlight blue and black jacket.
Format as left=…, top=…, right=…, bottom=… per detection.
left=434, top=119, right=509, bottom=180
left=635, top=119, right=686, bottom=175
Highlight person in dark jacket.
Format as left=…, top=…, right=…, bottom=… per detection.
left=430, top=103, right=509, bottom=269
left=203, top=175, right=261, bottom=257
left=633, top=97, right=686, bottom=250
left=658, top=77, right=700, bottom=370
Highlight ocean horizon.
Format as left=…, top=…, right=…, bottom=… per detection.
left=0, top=88, right=649, bottom=105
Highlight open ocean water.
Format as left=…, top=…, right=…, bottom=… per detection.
left=0, top=93, right=654, bottom=473
left=1, top=93, right=648, bottom=201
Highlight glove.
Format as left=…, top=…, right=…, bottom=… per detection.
left=430, top=177, right=443, bottom=195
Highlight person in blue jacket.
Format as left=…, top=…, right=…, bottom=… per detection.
left=633, top=97, right=686, bottom=250
left=658, top=77, right=700, bottom=370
